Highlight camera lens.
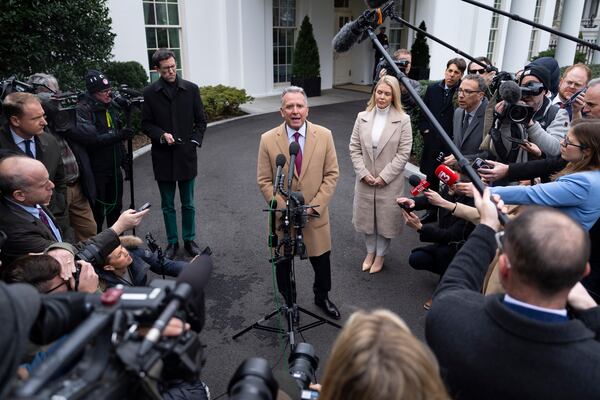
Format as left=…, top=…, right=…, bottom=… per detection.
left=508, top=104, right=529, bottom=124
left=228, top=357, right=278, bottom=400
left=288, top=343, right=319, bottom=391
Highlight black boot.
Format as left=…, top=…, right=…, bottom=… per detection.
left=184, top=240, right=201, bottom=256
left=314, top=296, right=341, bottom=320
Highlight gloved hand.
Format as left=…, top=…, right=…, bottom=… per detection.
left=120, top=128, right=136, bottom=140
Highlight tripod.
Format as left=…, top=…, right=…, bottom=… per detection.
left=232, top=197, right=341, bottom=350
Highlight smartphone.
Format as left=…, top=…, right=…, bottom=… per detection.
left=398, top=203, right=414, bottom=212
left=136, top=202, right=151, bottom=212
left=472, top=158, right=492, bottom=170
left=564, top=87, right=587, bottom=106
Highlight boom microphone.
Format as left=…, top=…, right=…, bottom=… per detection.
left=333, top=19, right=368, bottom=53
left=273, top=154, right=286, bottom=196
left=499, top=80, right=521, bottom=104
left=434, top=164, right=459, bottom=186
left=137, top=254, right=213, bottom=356
left=288, top=142, right=300, bottom=191
left=408, top=175, right=430, bottom=196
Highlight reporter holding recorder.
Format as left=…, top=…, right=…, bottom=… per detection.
left=349, top=75, right=412, bottom=274
left=489, top=118, right=600, bottom=230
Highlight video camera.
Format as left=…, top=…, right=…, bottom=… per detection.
left=229, top=342, right=320, bottom=400
left=13, top=256, right=212, bottom=400
left=376, top=57, right=409, bottom=78
left=112, top=84, right=144, bottom=112
left=0, top=76, right=80, bottom=133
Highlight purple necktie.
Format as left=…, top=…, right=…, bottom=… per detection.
left=293, top=131, right=303, bottom=175
left=38, top=208, right=57, bottom=239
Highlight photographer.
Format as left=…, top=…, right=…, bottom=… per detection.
left=0, top=155, right=147, bottom=268
left=375, top=49, right=422, bottom=116
left=97, top=235, right=191, bottom=289
left=73, top=70, right=134, bottom=232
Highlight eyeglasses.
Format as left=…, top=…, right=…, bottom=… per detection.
left=468, top=69, right=485, bottom=75
left=457, top=88, right=482, bottom=96
left=561, top=136, right=587, bottom=150
left=160, top=65, right=177, bottom=72
left=495, top=231, right=505, bottom=253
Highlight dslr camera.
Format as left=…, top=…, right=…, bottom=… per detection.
left=229, top=342, right=320, bottom=399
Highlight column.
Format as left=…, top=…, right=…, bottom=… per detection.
left=555, top=0, right=585, bottom=67
left=501, top=0, right=536, bottom=73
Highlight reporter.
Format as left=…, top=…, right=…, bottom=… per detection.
left=318, top=309, right=448, bottom=400
left=490, top=119, right=600, bottom=230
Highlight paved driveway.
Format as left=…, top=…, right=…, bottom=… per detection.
left=126, top=100, right=438, bottom=397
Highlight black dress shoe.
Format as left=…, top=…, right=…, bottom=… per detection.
left=165, top=242, right=179, bottom=259
left=184, top=240, right=201, bottom=256
left=314, top=297, right=341, bottom=320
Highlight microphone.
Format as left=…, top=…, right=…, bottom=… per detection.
left=333, top=19, right=367, bottom=53
left=273, top=153, right=287, bottom=196
left=137, top=254, right=212, bottom=356
left=408, top=175, right=430, bottom=196
left=288, top=142, right=300, bottom=192
left=434, top=164, right=459, bottom=186
left=499, top=80, right=521, bottom=104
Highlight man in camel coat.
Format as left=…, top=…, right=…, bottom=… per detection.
left=257, top=86, right=341, bottom=320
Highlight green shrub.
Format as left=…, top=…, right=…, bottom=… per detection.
left=200, top=85, right=254, bottom=122
left=102, top=61, right=148, bottom=89
left=292, top=16, right=320, bottom=78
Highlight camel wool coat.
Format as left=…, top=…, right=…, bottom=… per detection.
left=257, top=121, right=339, bottom=257
left=350, top=107, right=412, bottom=238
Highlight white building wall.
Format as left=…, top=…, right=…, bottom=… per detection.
left=537, top=0, right=558, bottom=57
left=107, top=0, right=149, bottom=77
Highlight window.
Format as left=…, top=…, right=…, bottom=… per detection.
left=273, top=0, right=296, bottom=84
left=144, top=0, right=183, bottom=82
left=528, top=0, right=543, bottom=60
left=334, top=0, right=349, bottom=7
left=486, top=0, right=503, bottom=62
left=388, top=0, right=407, bottom=53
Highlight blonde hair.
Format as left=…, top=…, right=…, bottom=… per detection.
left=367, top=75, right=404, bottom=114
left=552, top=118, right=600, bottom=180
left=319, top=309, right=448, bottom=400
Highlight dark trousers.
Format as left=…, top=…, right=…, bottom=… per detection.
left=276, top=251, right=332, bottom=305
left=409, top=244, right=452, bottom=276
left=157, top=179, right=196, bottom=244
left=92, top=172, right=123, bottom=232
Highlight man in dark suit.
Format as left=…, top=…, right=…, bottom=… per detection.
left=426, top=189, right=600, bottom=400
left=419, top=58, right=466, bottom=194
left=0, top=92, right=71, bottom=240
left=443, top=74, right=489, bottom=166
left=142, top=49, right=207, bottom=259
left=0, top=155, right=147, bottom=267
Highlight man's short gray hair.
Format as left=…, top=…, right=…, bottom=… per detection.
left=281, top=86, right=308, bottom=106
left=463, top=74, right=488, bottom=93
left=27, top=73, right=60, bottom=93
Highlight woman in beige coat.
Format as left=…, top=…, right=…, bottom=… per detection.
left=349, top=75, right=413, bottom=273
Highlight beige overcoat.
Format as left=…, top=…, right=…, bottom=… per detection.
left=257, top=121, right=339, bottom=257
left=349, top=107, right=412, bottom=238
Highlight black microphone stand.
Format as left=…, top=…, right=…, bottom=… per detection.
left=462, top=0, right=600, bottom=52
left=389, top=13, right=496, bottom=73
left=366, top=5, right=509, bottom=225
left=122, top=106, right=136, bottom=234
left=233, top=177, right=341, bottom=350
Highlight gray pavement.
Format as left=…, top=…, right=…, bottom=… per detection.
left=125, top=95, right=436, bottom=398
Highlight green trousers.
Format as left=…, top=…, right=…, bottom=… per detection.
left=157, top=179, right=196, bottom=244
